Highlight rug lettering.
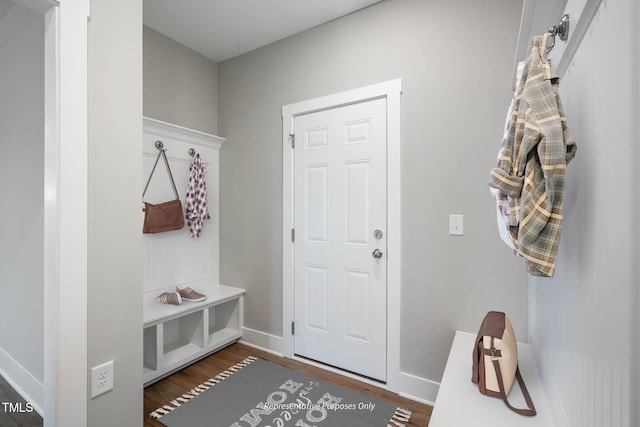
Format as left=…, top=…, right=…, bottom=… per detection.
left=230, top=378, right=364, bottom=427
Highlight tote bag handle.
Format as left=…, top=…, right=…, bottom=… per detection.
left=143, top=148, right=180, bottom=200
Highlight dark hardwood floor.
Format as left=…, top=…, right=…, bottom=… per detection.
left=0, top=375, right=42, bottom=427
left=144, top=342, right=432, bottom=426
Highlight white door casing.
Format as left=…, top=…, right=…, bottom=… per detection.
left=44, top=0, right=92, bottom=425
left=282, top=79, right=401, bottom=391
left=293, top=97, right=387, bottom=381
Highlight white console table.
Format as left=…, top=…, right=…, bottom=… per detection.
left=429, top=331, right=555, bottom=426
left=143, top=282, right=245, bottom=386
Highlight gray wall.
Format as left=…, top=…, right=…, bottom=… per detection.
left=87, top=0, right=143, bottom=425
left=0, top=0, right=44, bottom=396
left=218, top=0, right=528, bottom=383
left=144, top=25, right=219, bottom=135
left=529, top=0, right=640, bottom=425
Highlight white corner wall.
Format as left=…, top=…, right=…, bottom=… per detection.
left=0, top=2, right=45, bottom=410
left=87, top=0, right=143, bottom=425
left=529, top=0, right=640, bottom=425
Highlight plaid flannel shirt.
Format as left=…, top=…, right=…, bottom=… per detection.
left=489, top=34, right=577, bottom=277
left=491, top=59, right=527, bottom=254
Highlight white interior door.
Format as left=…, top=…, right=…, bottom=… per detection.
left=293, top=97, right=387, bottom=382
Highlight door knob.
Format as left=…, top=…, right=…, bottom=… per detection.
left=372, top=249, right=383, bottom=259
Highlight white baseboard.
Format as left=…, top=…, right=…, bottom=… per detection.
left=240, top=326, right=439, bottom=405
left=398, top=370, right=439, bottom=406
left=240, top=326, right=284, bottom=355
left=0, top=345, right=43, bottom=416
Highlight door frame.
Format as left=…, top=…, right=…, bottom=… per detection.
left=282, top=79, right=402, bottom=391
left=42, top=0, right=91, bottom=425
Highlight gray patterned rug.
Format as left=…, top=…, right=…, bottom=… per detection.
left=150, top=357, right=411, bottom=427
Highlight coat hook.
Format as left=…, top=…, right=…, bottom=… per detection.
left=188, top=148, right=196, bottom=157
left=550, top=14, right=570, bottom=42
left=154, top=140, right=164, bottom=150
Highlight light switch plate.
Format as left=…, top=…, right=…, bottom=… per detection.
left=449, top=214, right=463, bottom=235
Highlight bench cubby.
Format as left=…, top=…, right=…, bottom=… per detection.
left=143, top=282, right=244, bottom=386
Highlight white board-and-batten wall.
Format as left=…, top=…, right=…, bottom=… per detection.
left=143, top=117, right=224, bottom=294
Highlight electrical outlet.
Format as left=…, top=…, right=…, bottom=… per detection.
left=91, top=360, right=114, bottom=399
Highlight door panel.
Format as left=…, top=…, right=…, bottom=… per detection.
left=305, top=164, right=329, bottom=243
left=345, top=160, right=371, bottom=245
left=293, top=97, right=387, bottom=381
left=305, top=265, right=329, bottom=332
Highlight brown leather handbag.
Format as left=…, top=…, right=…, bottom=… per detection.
left=472, top=311, right=536, bottom=416
left=142, top=148, right=185, bottom=234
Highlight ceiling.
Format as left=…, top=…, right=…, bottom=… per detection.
left=143, top=0, right=382, bottom=63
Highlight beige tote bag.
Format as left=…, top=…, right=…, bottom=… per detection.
left=471, top=311, right=536, bottom=416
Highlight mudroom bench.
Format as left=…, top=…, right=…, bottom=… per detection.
left=429, top=331, right=556, bottom=426
left=143, top=283, right=245, bottom=386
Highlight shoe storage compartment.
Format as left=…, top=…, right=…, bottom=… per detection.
left=162, top=311, right=205, bottom=366
left=143, top=325, right=159, bottom=374
left=208, top=298, right=240, bottom=346
left=143, top=282, right=245, bottom=386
